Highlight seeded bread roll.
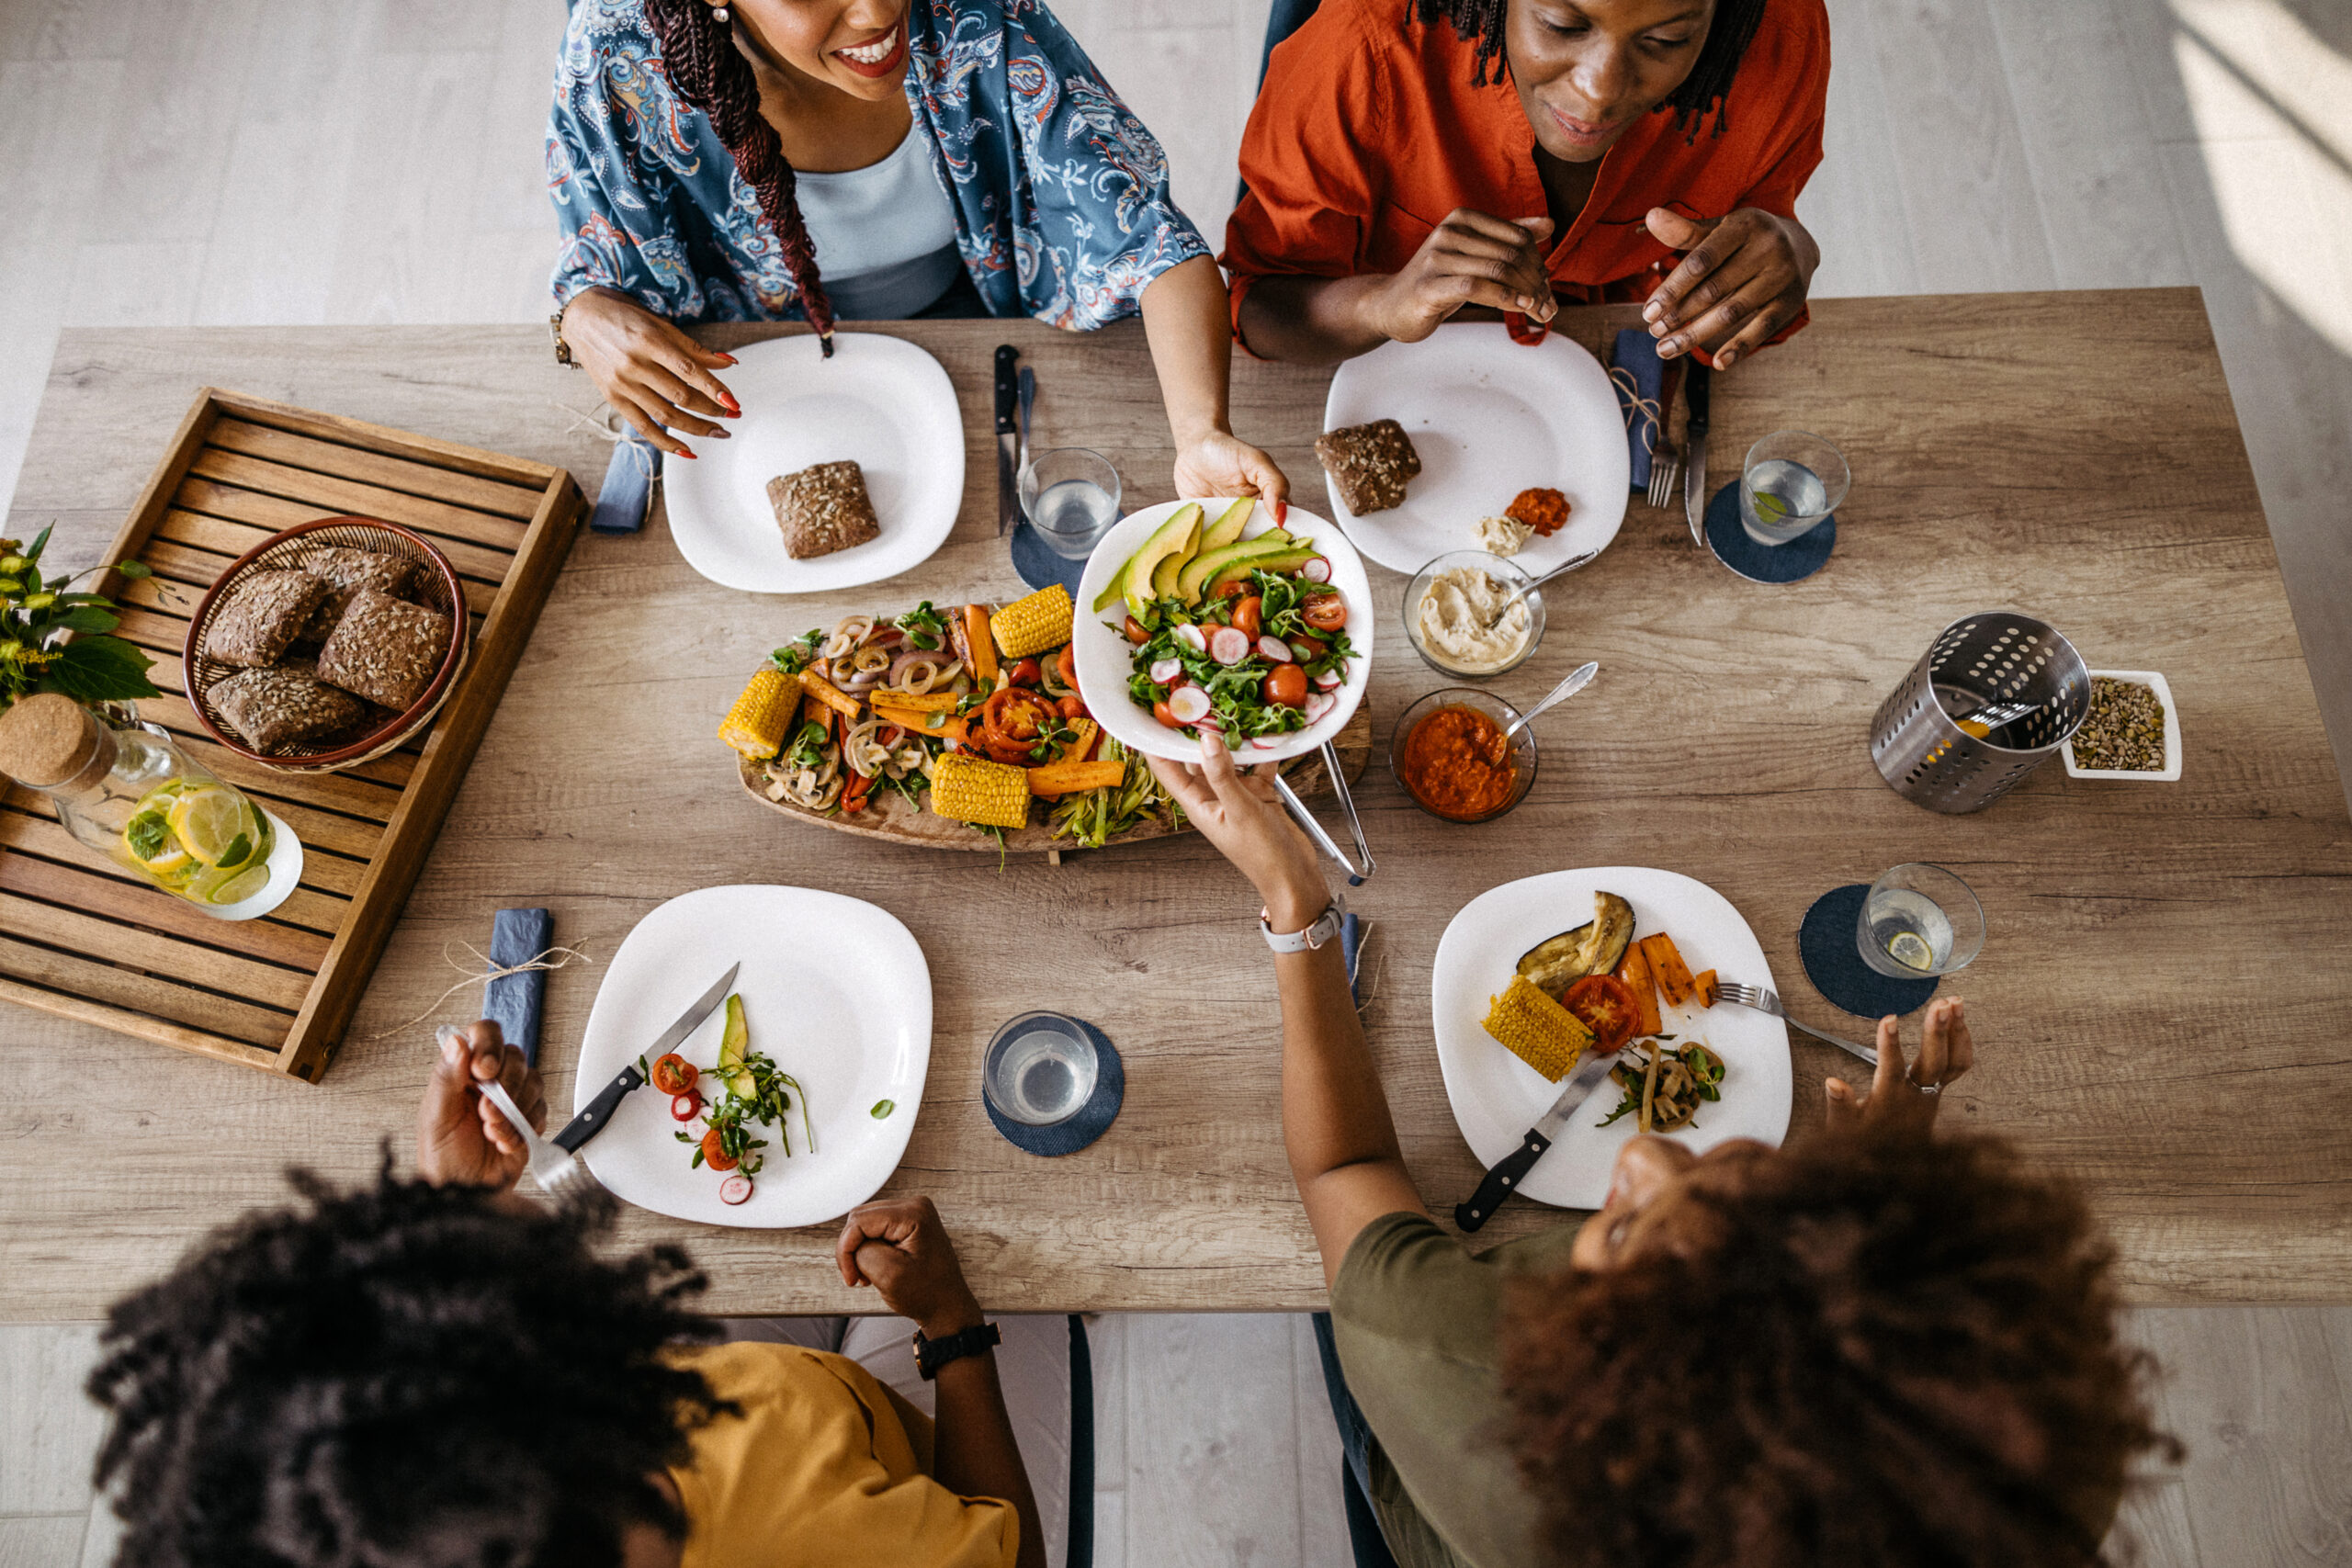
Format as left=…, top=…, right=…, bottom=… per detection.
left=1315, top=419, right=1422, bottom=515
left=205, top=570, right=329, bottom=668
left=314, top=587, right=451, bottom=711
left=767, top=461, right=880, bottom=560
left=208, top=666, right=368, bottom=751
left=297, top=547, right=418, bottom=640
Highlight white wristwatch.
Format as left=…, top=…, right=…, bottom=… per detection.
left=1261, top=896, right=1345, bottom=953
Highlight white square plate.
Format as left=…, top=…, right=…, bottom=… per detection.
left=2062, top=669, right=2181, bottom=781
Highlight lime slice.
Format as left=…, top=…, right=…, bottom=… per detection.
left=206, top=862, right=273, bottom=906
left=1750, top=491, right=1790, bottom=524
left=1885, top=931, right=1937, bottom=971
left=169, top=787, right=253, bottom=868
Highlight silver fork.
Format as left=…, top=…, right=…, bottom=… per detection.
left=1713, top=981, right=1879, bottom=1067
left=480, top=1077, right=600, bottom=1202
left=1646, top=447, right=1680, bottom=510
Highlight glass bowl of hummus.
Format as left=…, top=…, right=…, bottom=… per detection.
left=1403, top=551, right=1546, bottom=680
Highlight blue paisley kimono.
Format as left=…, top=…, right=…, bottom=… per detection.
left=547, top=0, right=1209, bottom=328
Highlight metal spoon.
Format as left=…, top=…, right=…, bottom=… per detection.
left=1502, top=661, right=1599, bottom=743
left=1476, top=548, right=1600, bottom=629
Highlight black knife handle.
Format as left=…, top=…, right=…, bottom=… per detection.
left=1685, top=360, right=1710, bottom=434
left=994, top=344, right=1018, bottom=433
left=1455, top=1127, right=1553, bottom=1233
left=552, top=1063, right=644, bottom=1154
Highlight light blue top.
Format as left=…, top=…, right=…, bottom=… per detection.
left=791, top=123, right=962, bottom=320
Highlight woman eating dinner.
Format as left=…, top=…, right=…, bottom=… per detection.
left=1224, top=0, right=1827, bottom=369
left=548, top=0, right=1286, bottom=507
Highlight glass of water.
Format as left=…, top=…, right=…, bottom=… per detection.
left=983, top=1010, right=1099, bottom=1126
left=1739, top=430, right=1849, bottom=547
left=1856, top=863, right=1985, bottom=979
left=1020, top=447, right=1122, bottom=559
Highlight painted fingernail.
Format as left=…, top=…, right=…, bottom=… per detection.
left=675, top=449, right=697, bottom=459
left=715, top=354, right=738, bottom=366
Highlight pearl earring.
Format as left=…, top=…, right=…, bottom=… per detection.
left=713, top=5, right=729, bottom=19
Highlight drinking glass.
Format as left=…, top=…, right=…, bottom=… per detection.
left=1856, top=863, right=1984, bottom=978
left=1020, top=447, right=1122, bottom=559
left=984, top=1010, right=1099, bottom=1125
left=1739, top=430, right=1849, bottom=546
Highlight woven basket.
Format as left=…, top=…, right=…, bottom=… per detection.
left=183, top=517, right=471, bottom=773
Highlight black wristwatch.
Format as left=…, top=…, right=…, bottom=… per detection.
left=912, top=1320, right=1001, bottom=1380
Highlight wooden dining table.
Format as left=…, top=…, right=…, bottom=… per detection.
left=2, top=288, right=2346, bottom=1319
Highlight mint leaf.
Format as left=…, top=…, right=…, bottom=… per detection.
left=42, top=637, right=159, bottom=702
left=218, top=832, right=252, bottom=869
left=126, top=811, right=169, bottom=862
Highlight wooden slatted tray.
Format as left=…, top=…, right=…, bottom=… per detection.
left=0, top=389, right=582, bottom=1080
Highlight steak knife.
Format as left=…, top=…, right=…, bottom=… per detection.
left=550, top=961, right=740, bottom=1155
left=994, top=344, right=1021, bottom=537
left=1680, top=360, right=1711, bottom=548
left=1455, top=1046, right=1623, bottom=1233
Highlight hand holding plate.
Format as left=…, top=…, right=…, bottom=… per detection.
left=1147, top=731, right=1328, bottom=931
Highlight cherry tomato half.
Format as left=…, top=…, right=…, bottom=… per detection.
left=1301, top=592, right=1348, bottom=632
left=1124, top=615, right=1150, bottom=646
left=1288, top=633, right=1329, bottom=661
left=1232, top=595, right=1263, bottom=638
left=1561, top=975, right=1641, bottom=1054
left=650, top=1053, right=697, bottom=1096
left=700, top=1128, right=741, bottom=1171
left=1057, top=644, right=1079, bottom=686
left=1262, top=663, right=1309, bottom=709
left=1008, top=657, right=1043, bottom=687
left=1153, top=699, right=1184, bottom=730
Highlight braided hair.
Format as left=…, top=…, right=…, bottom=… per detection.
left=1410, top=0, right=1769, bottom=141
left=642, top=0, right=837, bottom=354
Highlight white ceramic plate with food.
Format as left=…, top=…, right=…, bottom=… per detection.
left=663, top=332, right=964, bottom=594
left=1321, top=322, right=1630, bottom=575
left=1430, top=866, right=1792, bottom=1211
left=573, top=885, right=930, bottom=1228
left=1071, top=498, right=1374, bottom=765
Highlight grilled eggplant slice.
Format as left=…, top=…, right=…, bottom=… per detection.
left=1517, top=891, right=1636, bottom=996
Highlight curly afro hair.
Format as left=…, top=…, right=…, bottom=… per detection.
left=1500, top=1129, right=2173, bottom=1568
left=86, top=1165, right=734, bottom=1568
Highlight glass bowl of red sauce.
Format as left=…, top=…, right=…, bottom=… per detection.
left=1388, top=688, right=1537, bottom=824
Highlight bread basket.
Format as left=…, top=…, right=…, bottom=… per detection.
left=184, top=517, right=471, bottom=773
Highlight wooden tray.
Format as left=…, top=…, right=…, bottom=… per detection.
left=0, top=389, right=583, bottom=1080
left=739, top=704, right=1374, bottom=858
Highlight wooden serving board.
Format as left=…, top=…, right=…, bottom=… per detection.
left=738, top=703, right=1374, bottom=856
left=0, top=389, right=583, bottom=1080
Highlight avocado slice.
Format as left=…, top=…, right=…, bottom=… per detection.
left=1198, top=497, right=1256, bottom=553
left=1114, top=502, right=1202, bottom=620
left=716, top=993, right=754, bottom=1099
left=1175, top=531, right=1303, bottom=604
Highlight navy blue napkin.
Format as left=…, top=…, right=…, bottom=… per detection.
left=1611, top=328, right=1668, bottom=493
left=1341, top=913, right=1364, bottom=1007
left=589, top=432, right=660, bottom=536
left=485, top=908, right=553, bottom=1066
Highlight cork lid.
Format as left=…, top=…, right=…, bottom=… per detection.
left=0, top=694, right=108, bottom=789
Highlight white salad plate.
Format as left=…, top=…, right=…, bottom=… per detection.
left=1071, top=498, right=1374, bottom=766
left=662, top=332, right=964, bottom=594
left=1430, top=866, right=1792, bottom=1211
left=1321, top=322, right=1630, bottom=575
left=573, top=885, right=931, bottom=1228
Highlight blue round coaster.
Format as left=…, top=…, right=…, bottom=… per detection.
left=1800, top=884, right=1939, bottom=1019
left=1009, top=519, right=1089, bottom=595
left=984, top=1019, right=1125, bottom=1156
left=1704, top=480, right=1837, bottom=583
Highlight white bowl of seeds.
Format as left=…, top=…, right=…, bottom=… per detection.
left=2063, top=671, right=2180, bottom=782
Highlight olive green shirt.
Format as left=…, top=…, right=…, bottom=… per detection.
left=1330, top=1212, right=1584, bottom=1568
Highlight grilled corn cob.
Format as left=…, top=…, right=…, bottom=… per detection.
left=718, top=668, right=802, bottom=761
left=990, top=583, right=1073, bottom=660
left=929, top=751, right=1031, bottom=829
left=1482, top=975, right=1593, bottom=1082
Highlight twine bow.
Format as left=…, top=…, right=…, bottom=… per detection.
left=1608, top=365, right=1664, bottom=459
left=553, top=400, right=662, bottom=500
left=366, top=941, right=595, bottom=1042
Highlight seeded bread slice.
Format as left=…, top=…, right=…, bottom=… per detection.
left=297, top=547, right=418, bottom=640
left=205, top=570, right=329, bottom=668
left=208, top=665, right=368, bottom=751
left=1314, top=419, right=1422, bottom=515
left=314, top=587, right=451, bottom=711
left=767, top=461, right=881, bottom=560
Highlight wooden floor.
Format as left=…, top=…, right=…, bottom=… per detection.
left=1, top=1, right=2348, bottom=1564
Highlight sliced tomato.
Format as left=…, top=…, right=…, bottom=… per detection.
left=650, top=1053, right=697, bottom=1096
left=1232, top=595, right=1263, bottom=638
left=1008, top=657, right=1043, bottom=687
left=1057, top=644, right=1078, bottom=686
left=1287, top=633, right=1329, bottom=661
left=1561, top=975, right=1640, bottom=1053
left=1262, top=663, right=1309, bottom=709
left=1301, top=592, right=1348, bottom=632
left=1124, top=615, right=1150, bottom=646
left=700, top=1128, right=741, bottom=1171
left=1058, top=694, right=1088, bottom=720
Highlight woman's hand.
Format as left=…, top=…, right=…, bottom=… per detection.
left=1146, top=731, right=1328, bottom=931
left=559, top=287, right=741, bottom=458
left=1365, top=210, right=1558, bottom=344
left=1825, top=998, right=1974, bottom=1136
left=1640, top=208, right=1819, bottom=369
left=835, top=1196, right=986, bottom=1337
left=1173, top=430, right=1291, bottom=517
left=417, top=1021, right=544, bottom=1190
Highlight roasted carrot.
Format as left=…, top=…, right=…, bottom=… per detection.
left=1025, top=759, right=1127, bottom=796
left=1641, top=932, right=1697, bottom=1009
left=1615, top=942, right=1664, bottom=1035
left=1690, top=969, right=1720, bottom=1008
left=799, top=671, right=865, bottom=722
left=962, top=604, right=999, bottom=683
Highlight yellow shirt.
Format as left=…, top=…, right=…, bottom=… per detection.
left=666, top=1342, right=1019, bottom=1568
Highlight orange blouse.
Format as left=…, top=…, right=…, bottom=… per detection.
left=1223, top=0, right=1830, bottom=355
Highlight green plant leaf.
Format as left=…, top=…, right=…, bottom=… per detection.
left=41, top=636, right=159, bottom=702
left=114, top=561, right=152, bottom=580
left=54, top=606, right=118, bottom=635
left=27, top=524, right=51, bottom=560
left=126, top=810, right=169, bottom=862
left=870, top=1100, right=896, bottom=1119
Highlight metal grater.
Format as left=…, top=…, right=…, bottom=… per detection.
left=1871, top=613, right=2089, bottom=813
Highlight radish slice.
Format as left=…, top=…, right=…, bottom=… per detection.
left=1311, top=669, right=1344, bottom=691
left=1193, top=711, right=1225, bottom=731
left=1166, top=685, right=1213, bottom=725
left=1172, top=623, right=1208, bottom=655
left=1258, top=635, right=1293, bottom=663
left=1300, top=556, right=1332, bottom=583
left=718, top=1174, right=753, bottom=1205
left=670, top=1093, right=700, bottom=1122
left=1305, top=692, right=1336, bottom=724
left=1209, top=626, right=1251, bottom=666
left=1251, top=735, right=1284, bottom=750
left=1148, top=656, right=1183, bottom=683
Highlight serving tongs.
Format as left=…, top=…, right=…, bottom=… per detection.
left=1274, top=739, right=1375, bottom=886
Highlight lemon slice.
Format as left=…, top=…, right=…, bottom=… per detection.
left=206, top=862, right=273, bottom=906
left=170, top=787, right=256, bottom=868
left=1885, top=931, right=1937, bottom=971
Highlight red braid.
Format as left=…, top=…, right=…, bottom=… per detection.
left=641, top=0, right=837, bottom=354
